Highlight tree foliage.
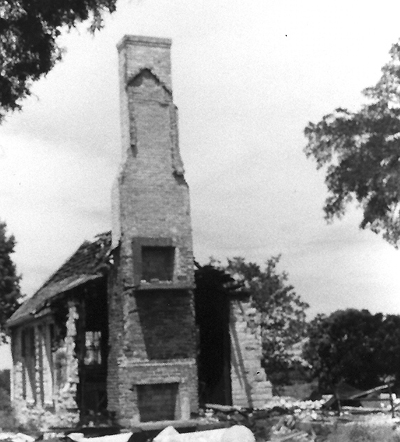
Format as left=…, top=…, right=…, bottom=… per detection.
left=223, top=256, right=310, bottom=386
left=304, top=309, right=400, bottom=392
left=0, top=0, right=117, bottom=123
left=304, top=40, right=400, bottom=247
left=0, top=369, right=11, bottom=409
left=0, top=222, right=22, bottom=342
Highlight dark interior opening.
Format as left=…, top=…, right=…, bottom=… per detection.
left=141, top=246, right=175, bottom=282
left=78, top=279, right=109, bottom=419
left=194, top=265, right=232, bottom=405
left=137, top=383, right=179, bottom=422
left=21, top=327, right=36, bottom=401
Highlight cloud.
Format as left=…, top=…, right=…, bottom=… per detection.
left=0, top=133, right=115, bottom=295
left=2, top=0, right=400, bottom=326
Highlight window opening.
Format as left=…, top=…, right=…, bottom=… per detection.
left=84, top=331, right=102, bottom=365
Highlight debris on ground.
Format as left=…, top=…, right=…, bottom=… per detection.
left=0, top=434, right=35, bottom=442
left=202, top=397, right=400, bottom=441
left=153, top=424, right=254, bottom=441
left=2, top=394, right=400, bottom=442
left=67, top=433, right=132, bottom=442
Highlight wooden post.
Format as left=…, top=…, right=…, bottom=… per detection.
left=388, top=384, right=395, bottom=419
left=335, top=388, right=342, bottom=416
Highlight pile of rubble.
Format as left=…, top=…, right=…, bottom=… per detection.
left=3, top=397, right=400, bottom=442
left=202, top=399, right=331, bottom=441
left=201, top=396, right=400, bottom=441
left=0, top=433, right=35, bottom=442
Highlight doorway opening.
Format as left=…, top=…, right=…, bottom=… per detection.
left=194, top=265, right=232, bottom=405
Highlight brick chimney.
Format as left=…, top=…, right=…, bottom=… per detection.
left=108, top=36, right=198, bottom=426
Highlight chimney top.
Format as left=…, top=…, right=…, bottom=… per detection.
left=117, top=35, right=172, bottom=51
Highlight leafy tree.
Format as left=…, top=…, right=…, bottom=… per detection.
left=224, top=256, right=310, bottom=387
left=0, top=221, right=22, bottom=342
left=304, top=309, right=400, bottom=392
left=304, top=40, right=400, bottom=247
left=374, top=314, right=400, bottom=382
left=0, top=370, right=10, bottom=409
left=0, top=0, right=117, bottom=123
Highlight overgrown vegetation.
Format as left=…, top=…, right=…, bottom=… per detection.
left=223, top=256, right=310, bottom=388
left=0, top=0, right=117, bottom=123
left=196, top=256, right=310, bottom=391
left=328, top=422, right=400, bottom=442
left=304, top=309, right=400, bottom=392
left=0, top=221, right=22, bottom=342
left=0, top=369, right=18, bottom=431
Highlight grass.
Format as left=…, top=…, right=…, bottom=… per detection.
left=328, top=421, right=400, bottom=442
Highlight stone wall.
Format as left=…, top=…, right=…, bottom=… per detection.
left=10, top=301, right=80, bottom=429
left=230, top=301, right=273, bottom=408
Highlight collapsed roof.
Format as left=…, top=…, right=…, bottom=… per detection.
left=7, top=232, right=112, bottom=327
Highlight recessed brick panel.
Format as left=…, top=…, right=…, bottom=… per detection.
left=132, top=291, right=196, bottom=360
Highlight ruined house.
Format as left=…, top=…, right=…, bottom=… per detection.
left=7, top=35, right=272, bottom=428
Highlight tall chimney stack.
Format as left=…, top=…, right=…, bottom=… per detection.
left=108, top=35, right=198, bottom=426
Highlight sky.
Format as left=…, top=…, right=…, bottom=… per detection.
left=1, top=0, right=400, bottom=367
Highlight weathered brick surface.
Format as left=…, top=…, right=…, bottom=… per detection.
left=230, top=301, right=273, bottom=408
left=123, top=291, right=196, bottom=360
left=108, top=35, right=198, bottom=426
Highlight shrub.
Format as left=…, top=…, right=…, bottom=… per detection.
left=329, top=422, right=400, bottom=442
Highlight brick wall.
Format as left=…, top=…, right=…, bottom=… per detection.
left=124, top=291, right=196, bottom=360
left=108, top=274, right=198, bottom=426
left=108, top=35, right=198, bottom=426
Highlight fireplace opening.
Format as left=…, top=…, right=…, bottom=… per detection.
left=141, top=246, right=175, bottom=282
left=137, top=383, right=179, bottom=422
